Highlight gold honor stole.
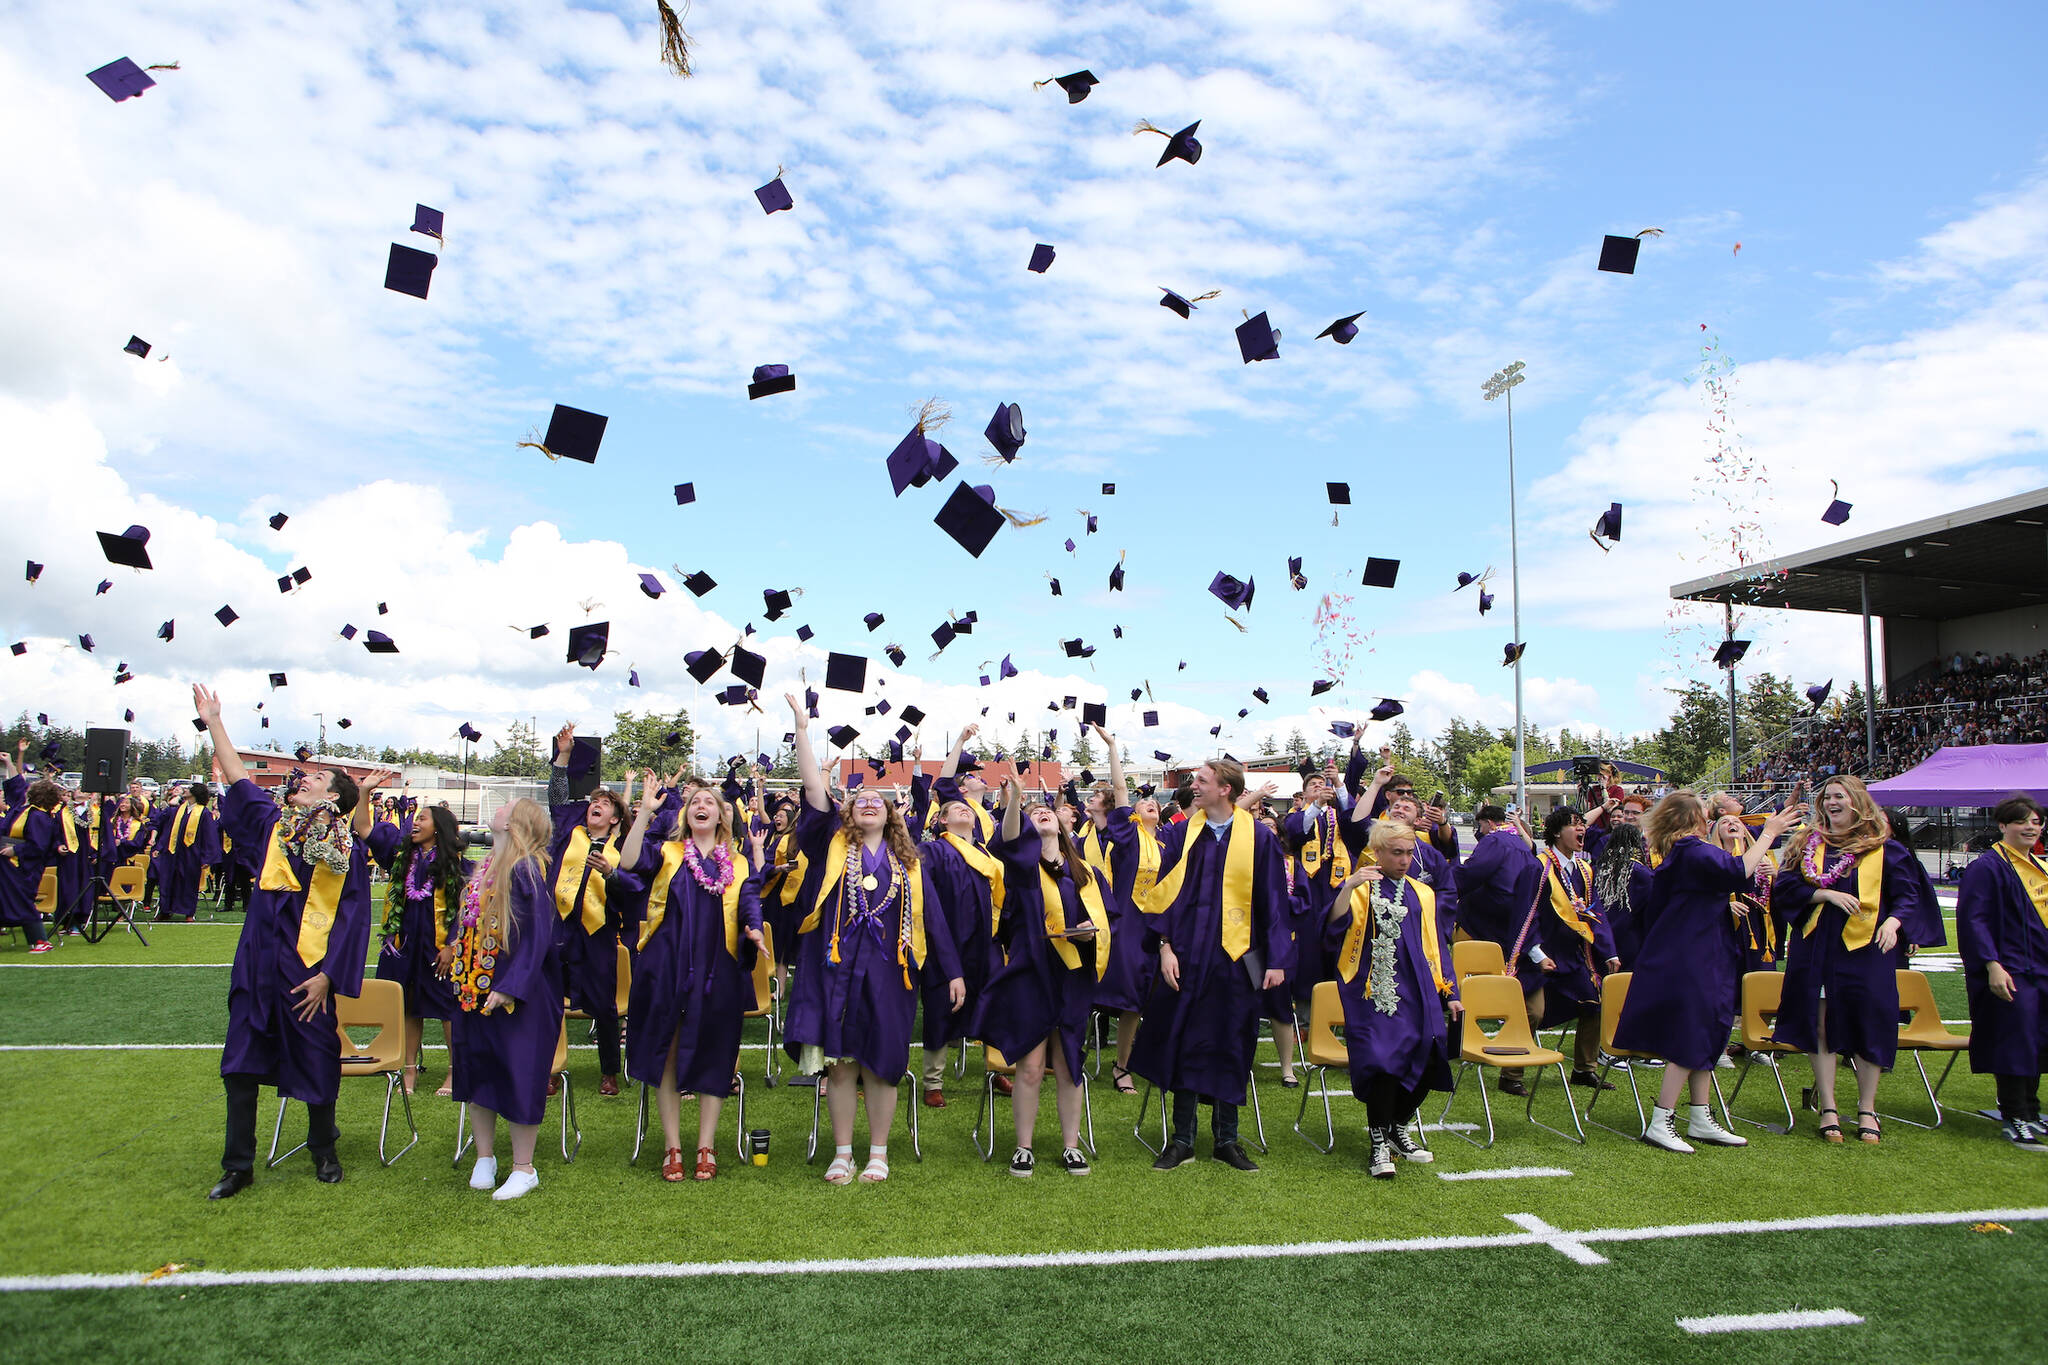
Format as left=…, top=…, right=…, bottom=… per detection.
left=1993, top=842, right=2048, bottom=932
left=258, top=819, right=347, bottom=969
left=1081, top=824, right=1115, bottom=890
left=172, top=802, right=201, bottom=849
left=799, top=832, right=927, bottom=985
left=1544, top=853, right=1597, bottom=944
left=1801, top=836, right=1885, bottom=950
left=58, top=805, right=79, bottom=855
left=638, top=844, right=751, bottom=956
left=553, top=825, right=621, bottom=935
left=775, top=829, right=809, bottom=907
left=1137, top=808, right=1255, bottom=961
left=1336, top=878, right=1447, bottom=998
left=941, top=831, right=1005, bottom=935
left=1040, top=864, right=1112, bottom=979
left=1299, top=806, right=1351, bottom=887
left=1131, top=822, right=1162, bottom=902
left=2, top=809, right=26, bottom=867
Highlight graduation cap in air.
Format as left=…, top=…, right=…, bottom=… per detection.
left=1289, top=556, right=1306, bottom=591
left=1080, top=701, right=1107, bottom=727
left=1311, top=680, right=1336, bottom=697
left=1038, top=70, right=1097, bottom=102
left=87, top=58, right=156, bottom=102
left=339, top=624, right=358, bottom=640
left=1479, top=588, right=1495, bottom=615
left=1316, top=312, right=1365, bottom=345
left=97, top=579, right=113, bottom=595
left=1806, top=680, right=1833, bottom=712
left=458, top=723, right=483, bottom=743
left=123, top=708, right=135, bottom=723
left=885, top=644, right=907, bottom=667
left=364, top=630, right=400, bottom=654
left=1329, top=721, right=1357, bottom=739
left=1137, top=119, right=1201, bottom=166
left=156, top=620, right=174, bottom=642
left=685, top=648, right=724, bottom=684
left=1327, top=483, right=1350, bottom=508
left=1142, top=710, right=1160, bottom=727
left=1209, top=571, right=1254, bottom=611
left=411, top=204, right=444, bottom=240
left=716, top=684, right=752, bottom=706
left=1502, top=642, right=1526, bottom=667
left=1456, top=571, right=1481, bottom=589
left=755, top=175, right=793, bottom=214
left=267, top=512, right=289, bottom=531
left=1130, top=687, right=1142, bottom=701
left=124, top=336, right=150, bottom=359
left=565, top=621, right=607, bottom=668
left=24, top=560, right=41, bottom=584
left=681, top=570, right=716, bottom=597
left=886, top=423, right=959, bottom=496
left=77, top=634, right=94, bottom=652
left=527, top=404, right=608, bottom=463
left=934, top=482, right=1005, bottom=558
left=827, top=724, right=860, bottom=750
left=1109, top=560, right=1126, bottom=591
left=1027, top=242, right=1056, bottom=274
left=97, top=525, right=153, bottom=571
left=384, top=244, right=437, bottom=299
left=858, top=612, right=884, bottom=633
left=294, top=745, right=314, bottom=762
left=669, top=483, right=697, bottom=508
left=1235, top=311, right=1280, bottom=363
left=1362, top=558, right=1400, bottom=589
left=628, top=668, right=642, bottom=686
left=565, top=736, right=603, bottom=799
left=748, top=364, right=796, bottom=399
left=336, top=718, right=353, bottom=730
left=1371, top=699, right=1405, bottom=722
left=729, top=645, right=767, bottom=689
left=995, top=655, right=1017, bottom=680
left=984, top=402, right=1026, bottom=461
left=1210, top=724, right=1224, bottom=736
left=1064, top=639, right=1097, bottom=659
left=1064, top=539, right=1075, bottom=554
left=1252, top=688, right=1270, bottom=704
left=1591, top=502, right=1623, bottom=550
left=638, top=573, right=665, bottom=599
left=8, top=641, right=23, bottom=656
left=1597, top=234, right=1641, bottom=274
left=763, top=588, right=793, bottom=620
left=215, top=605, right=239, bottom=627
left=1713, top=639, right=1751, bottom=669
left=825, top=652, right=867, bottom=692
left=795, top=626, right=815, bottom=644
left=1822, top=482, right=1852, bottom=526
left=1048, top=577, right=1062, bottom=597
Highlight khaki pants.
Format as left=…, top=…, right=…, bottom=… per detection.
left=920, top=1044, right=954, bottom=1089
left=1524, top=986, right=1601, bottom=1072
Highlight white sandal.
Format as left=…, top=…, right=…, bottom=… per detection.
left=859, top=1154, right=890, bottom=1183
left=823, top=1155, right=857, bottom=1185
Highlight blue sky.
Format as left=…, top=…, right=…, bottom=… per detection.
left=4, top=0, right=2047, bottom=767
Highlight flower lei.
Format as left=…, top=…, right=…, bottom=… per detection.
left=683, top=837, right=735, bottom=894
left=452, top=855, right=496, bottom=1013
left=1798, top=831, right=1857, bottom=887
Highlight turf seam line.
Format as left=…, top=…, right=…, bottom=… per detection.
left=2, top=1206, right=2040, bottom=1293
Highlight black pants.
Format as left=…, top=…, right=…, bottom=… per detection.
left=1363, top=1075, right=1427, bottom=1130
left=591, top=1002, right=621, bottom=1077
left=1170, top=1090, right=1240, bottom=1147
left=222, top=1073, right=336, bottom=1175
left=1995, top=1073, right=2042, bottom=1122
left=220, top=863, right=252, bottom=915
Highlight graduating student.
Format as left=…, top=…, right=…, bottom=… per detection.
left=1285, top=766, right=1352, bottom=1055
left=1352, top=783, right=1461, bottom=933
left=1130, top=756, right=1292, bottom=1172
left=1245, top=789, right=1304, bottom=1087
left=0, top=742, right=59, bottom=953
left=1954, top=794, right=2048, bottom=1145
left=364, top=804, right=470, bottom=1095
left=618, top=777, right=767, bottom=1180
left=1452, top=804, right=1543, bottom=956
left=195, top=685, right=373, bottom=1198
left=932, top=725, right=996, bottom=847
left=546, top=723, right=629, bottom=1097
left=1078, top=725, right=1151, bottom=1095
left=979, top=775, right=1112, bottom=1176
left=1589, top=821, right=1654, bottom=970
left=1325, top=820, right=1463, bottom=1177
left=781, top=694, right=964, bottom=1184
left=1507, top=807, right=1619, bottom=1092
left=449, top=799, right=562, bottom=1200
left=1616, top=793, right=1806, bottom=1153
left=917, top=785, right=1002, bottom=1106
left=51, top=789, right=93, bottom=936
left=1770, top=774, right=1945, bottom=1145
left=155, top=782, right=221, bottom=922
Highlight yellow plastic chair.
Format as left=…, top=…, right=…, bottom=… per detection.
left=1726, top=971, right=1799, bottom=1133
left=1436, top=973, right=1585, bottom=1148
left=1452, top=938, right=1506, bottom=982
left=454, top=1017, right=580, bottom=1165
left=1882, top=968, right=1970, bottom=1129
left=35, top=867, right=58, bottom=914
left=971, top=1041, right=1096, bottom=1161
left=268, top=979, right=419, bottom=1167
left=1583, top=971, right=1734, bottom=1140
left=1292, top=980, right=1351, bottom=1153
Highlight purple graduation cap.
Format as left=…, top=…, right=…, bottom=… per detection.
left=763, top=588, right=793, bottom=620
left=1362, top=557, right=1400, bottom=589
left=1208, top=570, right=1254, bottom=611
left=1048, top=577, right=1062, bottom=596
left=124, top=709, right=135, bottom=723
left=637, top=572, right=665, bottom=599
left=364, top=630, right=400, bottom=654
left=1102, top=483, right=1116, bottom=495
left=1081, top=701, right=1107, bottom=727
left=796, top=625, right=814, bottom=642
left=77, top=634, right=94, bottom=652
left=1456, top=571, right=1480, bottom=589
left=1109, top=562, right=1125, bottom=591
left=1235, top=311, right=1279, bottom=363
left=716, top=684, right=751, bottom=706
left=1315, top=311, right=1365, bottom=344
left=1028, top=243, right=1056, bottom=273
left=124, top=336, right=150, bottom=358
left=1370, top=698, right=1405, bottom=722
left=729, top=646, right=767, bottom=689
left=1000, top=655, right=1018, bottom=680
left=1328, top=483, right=1351, bottom=507
left=1158, top=289, right=1201, bottom=318
left=1311, top=679, right=1336, bottom=697
left=537, top=404, right=608, bottom=463
left=1591, top=502, right=1622, bottom=549
left=825, top=652, right=867, bottom=692
left=1597, top=234, right=1641, bottom=275
left=886, top=424, right=957, bottom=496
left=8, top=642, right=23, bottom=656
left=565, top=621, right=607, bottom=668
left=98, top=524, right=152, bottom=571
left=1501, top=642, right=1526, bottom=666
left=1143, top=710, right=1159, bottom=727
left=215, top=605, right=239, bottom=627
left=1040, top=70, right=1097, bottom=102
left=1252, top=688, right=1270, bottom=704
left=1806, top=680, right=1833, bottom=711
left=97, top=579, right=113, bottom=595
left=755, top=176, right=793, bottom=214
left=156, top=620, right=174, bottom=642
left=934, top=482, right=1005, bottom=558
left=339, top=623, right=358, bottom=640
left=1822, top=487, right=1852, bottom=525
left=984, top=402, right=1026, bottom=461
left=411, top=205, right=445, bottom=240
left=565, top=736, right=602, bottom=798
left=827, top=724, right=860, bottom=750
left=1479, top=588, right=1495, bottom=615
left=864, top=612, right=885, bottom=631
left=335, top=718, right=353, bottom=730
left=628, top=668, right=642, bottom=687
left=1329, top=721, right=1357, bottom=738
left=1289, top=556, right=1306, bottom=590
left=25, top=560, right=41, bottom=584
left=268, top=512, right=289, bottom=530
left=674, top=483, right=696, bottom=505
left=885, top=644, right=907, bottom=666
left=1713, top=639, right=1751, bottom=669
left=1141, top=119, right=1202, bottom=167
left=87, top=58, right=156, bottom=102
left=384, top=244, right=437, bottom=299
left=458, top=723, right=483, bottom=743
left=931, top=621, right=957, bottom=652
left=685, top=648, right=723, bottom=684
left=748, top=364, right=796, bottom=399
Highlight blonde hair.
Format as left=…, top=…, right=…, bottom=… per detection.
left=482, top=798, right=552, bottom=944
left=1645, top=791, right=1706, bottom=861
left=1804, top=774, right=1889, bottom=857
left=1367, top=818, right=1417, bottom=856
left=674, top=784, right=734, bottom=850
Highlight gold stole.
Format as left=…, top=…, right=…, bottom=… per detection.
left=1648, top=847, right=1664, bottom=869
left=638, top=843, right=749, bottom=955
left=1802, top=838, right=1885, bottom=950
left=800, top=832, right=927, bottom=983
left=1543, top=851, right=1596, bottom=943
left=1299, top=806, right=1351, bottom=887
left=1336, top=879, right=1446, bottom=997
left=172, top=802, right=201, bottom=849
left=258, top=820, right=347, bottom=968
left=1993, top=842, right=2048, bottom=933
left=553, top=824, right=620, bottom=934
left=3, top=808, right=26, bottom=866
left=1081, top=824, right=1115, bottom=890
left=1040, top=863, right=1112, bottom=979
left=970, top=801, right=993, bottom=844
left=58, top=805, right=79, bottom=855
left=774, top=829, right=809, bottom=907
left=941, top=831, right=1005, bottom=935
left=1131, top=821, right=1162, bottom=902
left=1137, top=808, right=1255, bottom=961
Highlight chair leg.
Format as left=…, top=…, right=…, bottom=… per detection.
left=452, top=1101, right=473, bottom=1167
left=267, top=1095, right=306, bottom=1168
left=733, top=1072, right=747, bottom=1164
left=1438, top=1063, right=1492, bottom=1149
left=1244, top=1067, right=1268, bottom=1154
left=630, top=1083, right=649, bottom=1165
left=907, top=1074, right=922, bottom=1162
left=1585, top=1055, right=1641, bottom=1140
left=806, top=1077, right=823, bottom=1163
left=1081, top=1070, right=1096, bottom=1157
left=559, top=1072, right=580, bottom=1163
left=1132, top=1081, right=1164, bottom=1156
left=974, top=1072, right=995, bottom=1162
left=1709, top=1072, right=1735, bottom=1134
left=1880, top=1049, right=1957, bottom=1130
left=1293, top=1064, right=1335, bottom=1154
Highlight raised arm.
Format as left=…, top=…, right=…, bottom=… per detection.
left=192, top=685, right=249, bottom=787
left=999, top=774, right=1024, bottom=842
left=352, top=771, right=388, bottom=837
left=1095, top=723, right=1128, bottom=804
left=1347, top=760, right=1397, bottom=825
left=1745, top=805, right=1806, bottom=878
left=620, top=769, right=660, bottom=868
left=786, top=693, right=829, bottom=811
left=939, top=723, right=979, bottom=780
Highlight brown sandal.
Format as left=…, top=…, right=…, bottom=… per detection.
left=694, top=1147, right=717, bottom=1180
left=1816, top=1108, right=1844, bottom=1144
left=662, top=1147, right=686, bottom=1182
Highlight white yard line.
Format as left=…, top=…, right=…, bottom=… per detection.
left=1438, top=1167, right=1571, bottom=1182
left=2, top=1206, right=2039, bottom=1294
left=1678, top=1309, right=1864, bottom=1334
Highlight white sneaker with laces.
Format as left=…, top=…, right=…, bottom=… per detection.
left=1641, top=1106, right=1695, bottom=1154
left=468, top=1156, right=497, bottom=1190
left=1367, top=1128, right=1396, bottom=1178
left=491, top=1167, right=539, bottom=1201
left=1686, top=1104, right=1748, bottom=1147
left=1386, top=1125, right=1433, bottom=1164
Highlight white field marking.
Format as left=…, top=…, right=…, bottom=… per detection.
left=1504, top=1212, right=1608, bottom=1265
left=1416, top=1122, right=1481, bottom=1133
left=1438, top=1167, right=1572, bottom=1182
left=1678, top=1309, right=1864, bottom=1334
left=5, top=1207, right=2040, bottom=1294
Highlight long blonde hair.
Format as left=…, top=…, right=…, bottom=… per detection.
left=672, top=784, right=735, bottom=850
left=1802, top=774, right=1889, bottom=858
left=1645, top=791, right=1706, bottom=862
left=482, top=798, right=552, bottom=942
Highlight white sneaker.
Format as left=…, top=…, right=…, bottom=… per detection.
left=1641, top=1107, right=1695, bottom=1154
left=468, top=1156, right=497, bottom=1190
left=1386, top=1125, right=1434, bottom=1164
left=1367, top=1128, right=1396, bottom=1178
left=1687, top=1106, right=1748, bottom=1147
left=492, top=1167, right=540, bottom=1201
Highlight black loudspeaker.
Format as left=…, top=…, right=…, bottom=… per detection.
left=82, top=728, right=129, bottom=795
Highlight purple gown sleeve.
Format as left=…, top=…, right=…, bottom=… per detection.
left=919, top=863, right=963, bottom=980
left=1454, top=833, right=1502, bottom=898
left=1342, top=744, right=1367, bottom=802
left=1769, top=846, right=1820, bottom=932
left=218, top=778, right=277, bottom=850
left=908, top=773, right=933, bottom=833
left=320, top=840, right=374, bottom=997
left=491, top=861, right=552, bottom=1008
left=1255, top=822, right=1293, bottom=975
left=1884, top=839, right=1947, bottom=948
left=1955, top=854, right=2003, bottom=971
left=364, top=818, right=406, bottom=871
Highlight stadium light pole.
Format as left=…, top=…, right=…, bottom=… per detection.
left=1482, top=361, right=1528, bottom=816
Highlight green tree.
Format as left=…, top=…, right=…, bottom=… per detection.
left=1069, top=730, right=1097, bottom=770
left=1655, top=681, right=1729, bottom=784
left=1436, top=718, right=1494, bottom=803
left=1463, top=742, right=1514, bottom=802
left=1740, top=672, right=1802, bottom=748
left=1285, top=728, right=1311, bottom=763
left=1258, top=732, right=1279, bottom=756
left=604, top=709, right=696, bottom=779
left=487, top=717, right=544, bottom=777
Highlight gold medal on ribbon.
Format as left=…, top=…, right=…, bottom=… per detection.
left=861, top=874, right=879, bottom=892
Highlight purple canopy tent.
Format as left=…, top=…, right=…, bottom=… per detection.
left=1865, top=744, right=2048, bottom=807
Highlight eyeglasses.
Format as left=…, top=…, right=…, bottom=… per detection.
left=851, top=796, right=887, bottom=811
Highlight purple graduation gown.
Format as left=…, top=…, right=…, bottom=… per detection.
left=1509, top=852, right=1616, bottom=1023
left=1956, top=847, right=2048, bottom=1077
left=918, top=835, right=996, bottom=1052
left=1612, top=836, right=1749, bottom=1071
left=0, top=778, right=58, bottom=931
left=1127, top=815, right=1293, bottom=1106
left=1285, top=805, right=1350, bottom=1006
left=450, top=860, right=563, bottom=1125
left=620, top=841, right=765, bottom=1094
left=1769, top=838, right=1945, bottom=1068
left=781, top=802, right=947, bottom=1084
left=365, top=819, right=464, bottom=1021
left=1325, top=878, right=1459, bottom=1096
left=973, top=827, right=1106, bottom=1079
left=156, top=803, right=221, bottom=919
left=1088, top=806, right=1153, bottom=1013
left=216, top=780, right=372, bottom=1104
left=761, top=824, right=808, bottom=967
left=56, top=804, right=93, bottom=923
left=545, top=790, right=624, bottom=1018
left=1592, top=860, right=1655, bottom=970
left=1453, top=828, right=1542, bottom=950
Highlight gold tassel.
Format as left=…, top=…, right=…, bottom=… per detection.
left=1587, top=528, right=1610, bottom=552
left=998, top=507, right=1047, bottom=528
left=1190, top=289, right=1221, bottom=303
left=516, top=434, right=559, bottom=461
left=1634, top=227, right=1665, bottom=239
left=912, top=396, right=951, bottom=434
left=1132, top=120, right=1167, bottom=137
left=1032, top=77, right=1053, bottom=90
left=1223, top=614, right=1246, bottom=632
left=656, top=0, right=693, bottom=77
left=144, top=62, right=181, bottom=72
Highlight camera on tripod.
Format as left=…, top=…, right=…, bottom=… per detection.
left=1570, top=754, right=1604, bottom=806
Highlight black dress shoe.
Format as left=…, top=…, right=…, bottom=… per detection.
left=207, top=1170, right=253, bottom=1201
left=1498, top=1076, right=1529, bottom=1097
left=1151, top=1140, right=1195, bottom=1171
left=1212, top=1141, right=1260, bottom=1172
left=1569, top=1070, right=1616, bottom=1092
left=312, top=1152, right=344, bottom=1184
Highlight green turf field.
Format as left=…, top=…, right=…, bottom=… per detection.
left=2, top=914, right=2043, bottom=1364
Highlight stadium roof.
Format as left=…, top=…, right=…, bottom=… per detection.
left=1670, top=486, right=2048, bottom=621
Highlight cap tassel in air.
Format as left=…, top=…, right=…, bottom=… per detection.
left=657, top=0, right=694, bottom=77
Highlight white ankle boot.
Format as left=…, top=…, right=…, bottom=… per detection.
left=1687, top=1104, right=1748, bottom=1147
left=1642, top=1106, right=1695, bottom=1153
